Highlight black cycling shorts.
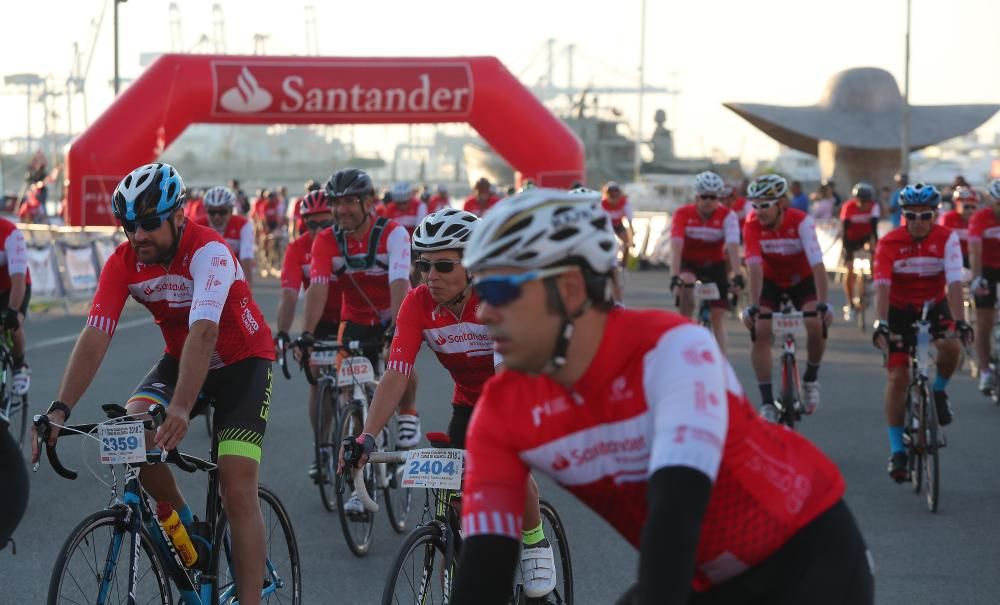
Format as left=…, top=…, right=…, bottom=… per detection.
left=0, top=428, right=29, bottom=549
left=338, top=321, right=384, bottom=370
left=841, top=238, right=868, bottom=264
left=128, top=355, right=273, bottom=462
left=758, top=276, right=817, bottom=312
left=0, top=283, right=31, bottom=319
left=615, top=500, right=874, bottom=605
left=973, top=266, right=1000, bottom=309
left=447, top=404, right=474, bottom=449
left=315, top=319, right=338, bottom=340
left=679, top=260, right=729, bottom=309
left=886, top=299, right=953, bottom=369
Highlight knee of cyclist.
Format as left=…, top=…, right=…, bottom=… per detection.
left=887, top=368, right=909, bottom=388
left=219, top=481, right=260, bottom=516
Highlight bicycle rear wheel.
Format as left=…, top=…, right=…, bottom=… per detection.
left=381, top=523, right=452, bottom=605
left=382, top=422, right=412, bottom=534
left=522, top=500, right=574, bottom=605
left=315, top=381, right=339, bottom=512
left=211, top=485, right=301, bottom=604
left=48, top=508, right=172, bottom=605
left=906, top=387, right=924, bottom=494
left=336, top=401, right=376, bottom=556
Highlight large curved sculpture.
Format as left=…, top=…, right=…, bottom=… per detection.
left=725, top=67, right=998, bottom=189
left=64, top=54, right=585, bottom=226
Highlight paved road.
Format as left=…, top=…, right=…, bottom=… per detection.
left=2, top=273, right=999, bottom=604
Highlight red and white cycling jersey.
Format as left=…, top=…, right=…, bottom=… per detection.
left=281, top=231, right=341, bottom=323
left=939, top=210, right=970, bottom=259
left=968, top=207, right=1000, bottom=269
left=310, top=218, right=411, bottom=325
left=0, top=218, right=29, bottom=291
left=463, top=195, right=501, bottom=217
left=728, top=197, right=750, bottom=232
left=184, top=198, right=207, bottom=225
left=379, top=200, right=428, bottom=235
left=427, top=194, right=451, bottom=214
left=602, top=196, right=635, bottom=229
left=196, top=214, right=254, bottom=260
left=839, top=198, right=880, bottom=242
left=873, top=224, right=962, bottom=308
left=87, top=223, right=274, bottom=368
left=743, top=209, right=824, bottom=287
left=670, top=204, right=739, bottom=265
left=387, top=285, right=501, bottom=406
left=463, top=308, right=845, bottom=591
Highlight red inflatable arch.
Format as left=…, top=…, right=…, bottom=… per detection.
left=64, top=54, right=585, bottom=226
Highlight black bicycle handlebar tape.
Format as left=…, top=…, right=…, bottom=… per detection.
left=637, top=466, right=711, bottom=605
left=278, top=342, right=292, bottom=380
left=451, top=535, right=521, bottom=605
left=32, top=415, right=77, bottom=480
left=170, top=451, right=198, bottom=473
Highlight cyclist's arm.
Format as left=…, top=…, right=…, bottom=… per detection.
left=276, top=240, right=304, bottom=335
left=669, top=213, right=685, bottom=277
left=239, top=220, right=255, bottom=288
left=276, top=289, right=297, bottom=335
left=171, top=242, right=234, bottom=415
left=360, top=369, right=408, bottom=438
left=748, top=262, right=763, bottom=305
left=873, top=240, right=892, bottom=321
left=800, top=216, right=828, bottom=302
left=870, top=203, right=881, bottom=243
left=305, top=232, right=336, bottom=334
left=723, top=211, right=740, bottom=278
left=362, top=293, right=423, bottom=438
left=386, top=225, right=411, bottom=322
left=640, top=325, right=727, bottom=604
left=55, top=326, right=112, bottom=409
left=943, top=232, right=965, bottom=320
left=5, top=229, right=27, bottom=311
left=969, top=239, right=983, bottom=279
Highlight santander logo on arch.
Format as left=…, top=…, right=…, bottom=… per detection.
left=211, top=61, right=473, bottom=118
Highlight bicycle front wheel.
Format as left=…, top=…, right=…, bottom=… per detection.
left=315, top=381, right=339, bottom=512
left=48, top=508, right=172, bottom=605
left=381, top=523, right=452, bottom=605
left=210, top=485, right=301, bottom=604
left=924, top=399, right=940, bottom=513
left=336, top=401, right=376, bottom=556
left=382, top=422, right=412, bottom=534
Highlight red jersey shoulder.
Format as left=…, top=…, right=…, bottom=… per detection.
left=0, top=217, right=18, bottom=236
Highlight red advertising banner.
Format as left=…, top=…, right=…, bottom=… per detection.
left=211, top=61, right=474, bottom=119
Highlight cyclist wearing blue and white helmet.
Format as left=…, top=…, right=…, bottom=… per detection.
left=35, top=163, right=275, bottom=605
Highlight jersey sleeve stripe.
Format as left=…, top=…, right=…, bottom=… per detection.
left=311, top=275, right=330, bottom=285
left=462, top=511, right=521, bottom=540
left=87, top=315, right=117, bottom=336
left=386, top=360, right=412, bottom=375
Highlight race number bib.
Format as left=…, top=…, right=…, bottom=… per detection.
left=309, top=350, right=337, bottom=367
left=98, top=422, right=146, bottom=465
left=400, top=448, right=464, bottom=489
left=338, top=356, right=376, bottom=386
left=773, top=311, right=806, bottom=336
left=694, top=282, right=720, bottom=301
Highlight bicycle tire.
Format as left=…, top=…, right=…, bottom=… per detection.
left=48, top=508, right=172, bottom=605
left=382, top=421, right=412, bottom=534
left=908, top=386, right=924, bottom=494
left=528, top=499, right=574, bottom=605
left=381, top=523, right=452, bottom=605
left=7, top=392, right=27, bottom=455
left=315, top=380, right=339, bottom=512
left=210, top=485, right=302, bottom=604
left=993, top=363, right=1000, bottom=406
left=779, top=353, right=797, bottom=429
left=924, top=397, right=940, bottom=513
left=336, top=401, right=376, bottom=557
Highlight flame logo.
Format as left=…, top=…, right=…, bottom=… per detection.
left=219, top=67, right=273, bottom=113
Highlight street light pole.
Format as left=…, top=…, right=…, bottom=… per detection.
left=113, top=0, right=126, bottom=95
left=634, top=0, right=647, bottom=182
left=900, top=0, right=911, bottom=175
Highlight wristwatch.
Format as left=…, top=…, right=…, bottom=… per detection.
left=46, top=400, right=72, bottom=420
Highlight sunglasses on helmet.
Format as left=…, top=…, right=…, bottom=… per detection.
left=472, top=267, right=573, bottom=307
left=751, top=200, right=779, bottom=210
left=120, top=211, right=174, bottom=233
left=414, top=259, right=462, bottom=274
left=304, top=218, right=334, bottom=231
left=903, top=210, right=935, bottom=222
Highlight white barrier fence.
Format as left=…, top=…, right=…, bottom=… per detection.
left=18, top=223, right=125, bottom=311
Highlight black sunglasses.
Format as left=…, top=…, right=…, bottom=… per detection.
left=903, top=210, right=934, bottom=222
left=698, top=194, right=719, bottom=200
left=305, top=218, right=334, bottom=231
left=121, top=212, right=173, bottom=233
left=415, top=259, right=462, bottom=274
left=207, top=209, right=230, bottom=216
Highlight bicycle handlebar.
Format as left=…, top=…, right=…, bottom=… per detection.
left=293, top=338, right=383, bottom=386
left=33, top=403, right=212, bottom=480
left=352, top=451, right=408, bottom=513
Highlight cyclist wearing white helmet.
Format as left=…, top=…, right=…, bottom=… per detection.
left=340, top=208, right=559, bottom=597
left=969, top=179, right=1000, bottom=395
left=380, top=181, right=427, bottom=236
left=427, top=183, right=451, bottom=214
left=200, top=185, right=255, bottom=288
left=449, top=188, right=872, bottom=605
left=741, top=174, right=833, bottom=422
left=669, top=171, right=742, bottom=354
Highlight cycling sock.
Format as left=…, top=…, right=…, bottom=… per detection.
left=933, top=375, right=949, bottom=393
left=758, top=383, right=773, bottom=405
left=888, top=426, right=905, bottom=454
left=803, top=363, right=820, bottom=383
left=178, top=504, right=194, bottom=526
left=522, top=522, right=546, bottom=546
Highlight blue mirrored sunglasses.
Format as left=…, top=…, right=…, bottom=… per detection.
left=472, top=267, right=572, bottom=307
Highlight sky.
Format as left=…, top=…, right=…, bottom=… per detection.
left=2, top=0, right=999, bottom=167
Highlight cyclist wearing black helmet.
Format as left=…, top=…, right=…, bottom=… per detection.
left=839, top=182, right=880, bottom=318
